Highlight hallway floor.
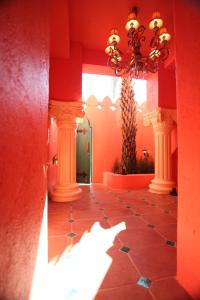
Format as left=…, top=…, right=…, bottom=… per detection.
left=48, top=184, right=192, bottom=300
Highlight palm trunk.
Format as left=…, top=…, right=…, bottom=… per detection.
left=120, top=76, right=137, bottom=174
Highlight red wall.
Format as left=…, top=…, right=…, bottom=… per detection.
left=158, top=67, right=176, bottom=109
left=0, top=1, right=49, bottom=299
left=83, top=64, right=114, bottom=76
left=146, top=73, right=158, bottom=112
left=83, top=48, right=108, bottom=66
left=146, top=67, right=176, bottom=111
left=50, top=43, right=82, bottom=101
left=174, top=1, right=200, bottom=298
left=50, top=0, right=70, bottom=59
left=85, top=97, right=122, bottom=183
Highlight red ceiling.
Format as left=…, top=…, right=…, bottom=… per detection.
left=50, top=0, right=174, bottom=65
left=68, top=0, right=174, bottom=54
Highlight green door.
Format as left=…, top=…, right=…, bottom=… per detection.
left=76, top=117, right=92, bottom=184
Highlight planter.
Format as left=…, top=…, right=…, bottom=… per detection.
left=103, top=171, right=154, bottom=190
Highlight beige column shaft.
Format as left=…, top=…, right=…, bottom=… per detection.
left=144, top=107, right=176, bottom=194
left=49, top=100, right=84, bottom=202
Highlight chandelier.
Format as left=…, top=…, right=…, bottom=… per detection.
left=105, top=7, right=171, bottom=78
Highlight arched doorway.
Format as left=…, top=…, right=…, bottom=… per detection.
left=76, top=117, right=92, bottom=184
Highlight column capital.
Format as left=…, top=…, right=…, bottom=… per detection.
left=49, top=100, right=84, bottom=125
left=144, top=107, right=177, bottom=131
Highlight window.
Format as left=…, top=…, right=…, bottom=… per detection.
left=82, top=73, right=146, bottom=105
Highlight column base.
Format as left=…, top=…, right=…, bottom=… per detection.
left=149, top=178, right=175, bottom=195
left=51, top=183, right=82, bottom=202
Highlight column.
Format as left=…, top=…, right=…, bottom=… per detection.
left=49, top=100, right=84, bottom=202
left=144, top=107, right=176, bottom=194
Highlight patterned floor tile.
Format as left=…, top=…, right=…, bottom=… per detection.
left=48, top=185, right=190, bottom=300
left=129, top=245, right=176, bottom=280
left=150, top=278, right=192, bottom=300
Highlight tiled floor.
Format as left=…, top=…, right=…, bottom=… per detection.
left=48, top=184, right=192, bottom=300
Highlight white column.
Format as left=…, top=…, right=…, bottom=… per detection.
left=144, top=107, right=176, bottom=194
left=49, top=100, right=84, bottom=202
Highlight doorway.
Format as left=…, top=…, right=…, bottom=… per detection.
left=76, top=117, right=92, bottom=184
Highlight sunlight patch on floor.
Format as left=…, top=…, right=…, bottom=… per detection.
left=47, top=221, right=126, bottom=300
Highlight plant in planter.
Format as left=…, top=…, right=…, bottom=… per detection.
left=112, top=157, right=120, bottom=174
left=112, top=155, right=154, bottom=174
left=112, top=76, right=154, bottom=175
left=136, top=155, right=154, bottom=174
left=120, top=76, right=137, bottom=174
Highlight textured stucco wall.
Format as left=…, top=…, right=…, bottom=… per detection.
left=0, top=1, right=49, bottom=299
left=174, top=0, right=200, bottom=299
left=50, top=43, right=82, bottom=101
left=158, top=67, right=176, bottom=109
